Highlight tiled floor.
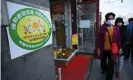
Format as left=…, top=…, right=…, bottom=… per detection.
left=87, top=59, right=133, bottom=80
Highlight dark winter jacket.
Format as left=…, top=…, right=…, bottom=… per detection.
left=118, top=25, right=127, bottom=47
left=131, top=27, right=133, bottom=46
left=115, top=17, right=127, bottom=55
left=98, top=24, right=120, bottom=63
left=115, top=25, right=127, bottom=55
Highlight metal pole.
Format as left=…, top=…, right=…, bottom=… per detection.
left=58, top=67, right=62, bottom=80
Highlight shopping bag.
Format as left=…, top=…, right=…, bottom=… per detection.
left=106, top=29, right=119, bottom=55
left=111, top=43, right=119, bottom=55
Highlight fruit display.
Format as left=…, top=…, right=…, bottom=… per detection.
left=53, top=48, right=72, bottom=59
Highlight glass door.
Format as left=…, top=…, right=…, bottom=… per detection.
left=77, top=3, right=97, bottom=54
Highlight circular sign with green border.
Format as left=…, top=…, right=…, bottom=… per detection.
left=9, top=8, right=52, bottom=50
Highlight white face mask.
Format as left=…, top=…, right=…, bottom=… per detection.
left=107, top=20, right=114, bottom=25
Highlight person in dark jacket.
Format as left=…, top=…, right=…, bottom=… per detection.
left=131, top=26, right=133, bottom=66
left=115, top=17, right=127, bottom=80
left=125, top=18, right=133, bottom=62
left=131, top=25, right=133, bottom=66
left=125, top=18, right=133, bottom=66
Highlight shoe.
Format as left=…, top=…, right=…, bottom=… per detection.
left=116, top=72, right=120, bottom=80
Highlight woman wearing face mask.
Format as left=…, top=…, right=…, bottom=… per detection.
left=115, top=17, right=127, bottom=80
left=98, top=12, right=121, bottom=80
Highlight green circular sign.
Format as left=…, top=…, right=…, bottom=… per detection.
left=9, top=8, right=52, bottom=50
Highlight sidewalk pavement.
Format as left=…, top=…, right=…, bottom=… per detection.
left=87, top=59, right=133, bottom=80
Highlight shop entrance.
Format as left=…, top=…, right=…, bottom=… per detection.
left=77, top=0, right=99, bottom=54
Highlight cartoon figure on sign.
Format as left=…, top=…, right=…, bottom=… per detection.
left=39, top=25, right=45, bottom=32
left=33, top=21, right=39, bottom=33
left=23, top=25, right=28, bottom=34
left=28, top=25, right=32, bottom=33
left=23, top=17, right=46, bottom=34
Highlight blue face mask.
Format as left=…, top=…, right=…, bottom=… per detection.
left=107, top=20, right=114, bottom=25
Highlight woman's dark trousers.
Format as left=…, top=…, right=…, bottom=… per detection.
left=101, top=50, right=115, bottom=80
